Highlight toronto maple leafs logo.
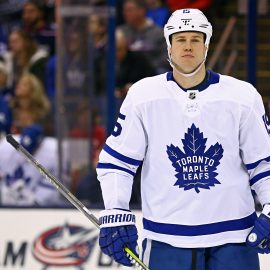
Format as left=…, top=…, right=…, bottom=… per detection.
left=5, top=166, right=31, bottom=186
left=167, top=124, right=224, bottom=193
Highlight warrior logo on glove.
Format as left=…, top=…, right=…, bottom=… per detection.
left=99, top=209, right=139, bottom=267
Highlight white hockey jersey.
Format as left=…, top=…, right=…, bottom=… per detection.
left=97, top=70, right=270, bottom=248
left=0, top=135, right=70, bottom=206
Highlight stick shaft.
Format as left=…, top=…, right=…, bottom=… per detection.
left=6, top=134, right=149, bottom=270
left=7, top=134, right=99, bottom=228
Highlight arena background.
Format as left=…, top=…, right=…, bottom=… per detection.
left=1, top=0, right=270, bottom=269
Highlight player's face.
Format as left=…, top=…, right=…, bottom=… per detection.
left=169, top=32, right=206, bottom=74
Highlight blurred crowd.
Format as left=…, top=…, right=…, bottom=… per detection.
left=0, top=0, right=227, bottom=207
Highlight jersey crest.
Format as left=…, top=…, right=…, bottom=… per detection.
left=167, top=124, right=224, bottom=193
left=5, top=166, right=31, bottom=186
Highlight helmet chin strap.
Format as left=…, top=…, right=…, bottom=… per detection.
left=168, top=49, right=208, bottom=78
left=169, top=57, right=205, bottom=77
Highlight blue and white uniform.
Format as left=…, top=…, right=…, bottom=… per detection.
left=0, top=135, right=70, bottom=206
left=97, top=70, right=270, bottom=248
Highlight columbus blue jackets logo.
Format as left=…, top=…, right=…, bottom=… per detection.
left=33, top=223, right=98, bottom=269
left=167, top=124, right=224, bottom=193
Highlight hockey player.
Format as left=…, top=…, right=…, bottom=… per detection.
left=0, top=115, right=71, bottom=207
left=0, top=124, right=70, bottom=206
left=97, top=8, right=270, bottom=269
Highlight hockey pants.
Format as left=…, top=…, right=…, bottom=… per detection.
left=141, top=239, right=260, bottom=270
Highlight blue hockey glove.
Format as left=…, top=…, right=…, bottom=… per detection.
left=20, top=124, right=43, bottom=154
left=246, top=205, right=270, bottom=253
left=99, top=209, right=139, bottom=266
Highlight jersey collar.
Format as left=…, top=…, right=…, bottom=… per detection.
left=166, top=70, right=220, bottom=92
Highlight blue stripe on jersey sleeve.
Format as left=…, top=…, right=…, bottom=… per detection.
left=250, top=170, right=270, bottom=186
left=103, top=144, right=142, bottom=166
left=97, top=162, right=136, bottom=176
left=245, top=156, right=270, bottom=170
left=143, top=212, right=257, bottom=236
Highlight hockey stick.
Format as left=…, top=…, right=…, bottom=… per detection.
left=6, top=134, right=149, bottom=270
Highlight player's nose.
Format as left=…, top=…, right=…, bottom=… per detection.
left=183, top=41, right=192, bottom=51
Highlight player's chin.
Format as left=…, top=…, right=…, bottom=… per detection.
left=186, top=61, right=204, bottom=72
left=176, top=61, right=194, bottom=71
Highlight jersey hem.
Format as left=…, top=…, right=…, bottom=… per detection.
left=142, top=228, right=252, bottom=248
